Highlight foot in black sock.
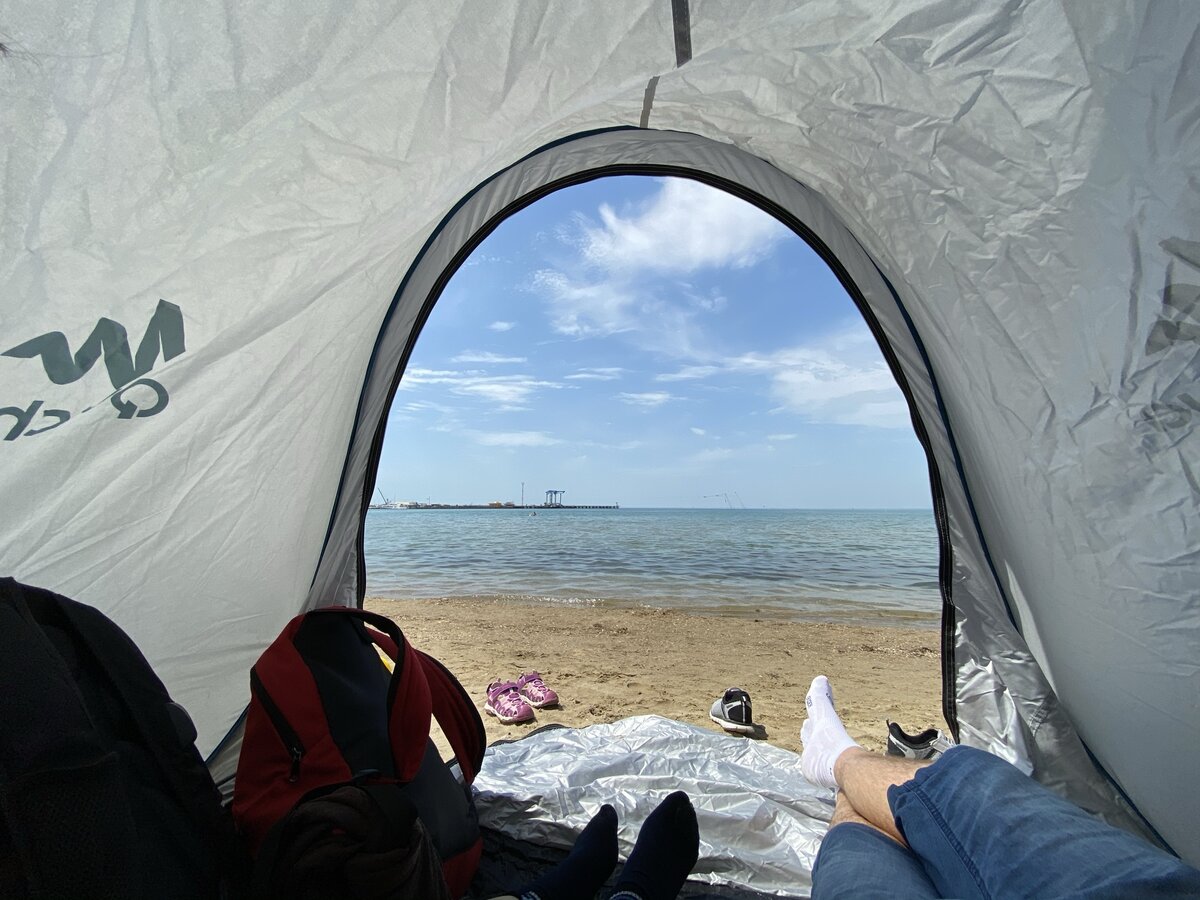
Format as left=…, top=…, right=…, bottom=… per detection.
left=519, top=803, right=619, bottom=900
left=611, top=791, right=699, bottom=900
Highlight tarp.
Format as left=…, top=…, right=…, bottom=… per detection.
left=472, top=716, right=827, bottom=898
left=2, top=0, right=1197, bottom=863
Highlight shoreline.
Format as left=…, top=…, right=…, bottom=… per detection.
left=364, top=592, right=941, bottom=631
left=366, top=596, right=945, bottom=757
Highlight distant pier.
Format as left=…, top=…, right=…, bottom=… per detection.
left=371, top=502, right=619, bottom=510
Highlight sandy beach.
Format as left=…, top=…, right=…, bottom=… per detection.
left=366, top=597, right=946, bottom=757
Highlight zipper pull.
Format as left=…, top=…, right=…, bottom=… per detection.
left=288, top=746, right=303, bottom=783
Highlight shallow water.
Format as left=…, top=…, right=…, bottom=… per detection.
left=365, top=508, right=940, bottom=627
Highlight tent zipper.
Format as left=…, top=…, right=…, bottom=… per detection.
left=250, top=668, right=306, bottom=782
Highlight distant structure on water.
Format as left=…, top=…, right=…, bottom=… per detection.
left=368, top=486, right=617, bottom=510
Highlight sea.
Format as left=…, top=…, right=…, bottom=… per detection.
left=364, top=507, right=941, bottom=628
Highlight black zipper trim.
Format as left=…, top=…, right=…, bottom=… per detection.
left=250, top=668, right=306, bottom=782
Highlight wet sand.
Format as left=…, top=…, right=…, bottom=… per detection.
left=365, top=597, right=945, bottom=756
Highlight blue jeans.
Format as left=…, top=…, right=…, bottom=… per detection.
left=811, top=746, right=1200, bottom=899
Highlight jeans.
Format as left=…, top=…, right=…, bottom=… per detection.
left=811, top=746, right=1200, bottom=899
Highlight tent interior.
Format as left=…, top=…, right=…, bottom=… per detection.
left=2, top=0, right=1197, bottom=888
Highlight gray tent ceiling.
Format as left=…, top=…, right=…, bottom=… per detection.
left=2, top=1, right=1196, bottom=864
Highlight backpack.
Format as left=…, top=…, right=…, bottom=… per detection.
left=0, top=577, right=247, bottom=899
left=231, top=607, right=486, bottom=898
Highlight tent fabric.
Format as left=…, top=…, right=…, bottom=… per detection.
left=2, top=0, right=1197, bottom=863
left=472, top=716, right=824, bottom=898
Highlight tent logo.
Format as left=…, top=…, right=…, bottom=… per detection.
left=1, top=300, right=186, bottom=441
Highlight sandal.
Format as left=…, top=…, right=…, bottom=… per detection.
left=485, top=680, right=535, bottom=724
left=517, top=671, right=559, bottom=708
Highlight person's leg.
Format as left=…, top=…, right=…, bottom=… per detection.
left=888, top=745, right=1200, bottom=899
left=833, top=748, right=931, bottom=845
left=802, top=675, right=1200, bottom=900
left=514, top=804, right=619, bottom=900
left=811, top=793, right=940, bottom=900
left=609, top=791, right=699, bottom=900
left=801, top=674, right=932, bottom=845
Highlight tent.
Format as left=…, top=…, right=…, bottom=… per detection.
left=2, top=0, right=1197, bottom=868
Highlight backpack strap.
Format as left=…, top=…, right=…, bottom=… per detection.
left=301, top=608, right=432, bottom=782
left=414, top=650, right=486, bottom=785
left=364, top=624, right=486, bottom=784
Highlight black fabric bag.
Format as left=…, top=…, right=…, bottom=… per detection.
left=0, top=577, right=247, bottom=899
left=251, top=782, right=452, bottom=900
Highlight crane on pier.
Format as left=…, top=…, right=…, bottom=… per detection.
left=703, top=492, right=746, bottom=509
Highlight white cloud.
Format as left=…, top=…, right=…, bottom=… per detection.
left=724, top=323, right=911, bottom=429
left=601, top=319, right=908, bottom=429
left=488, top=321, right=515, bottom=332
left=656, top=365, right=720, bottom=382
left=472, top=431, right=561, bottom=447
left=828, top=400, right=911, bottom=428
left=401, top=368, right=562, bottom=411
left=768, top=433, right=798, bottom=441
left=466, top=254, right=506, bottom=267
left=618, top=391, right=674, bottom=408
left=690, top=427, right=707, bottom=436
left=533, top=270, right=639, bottom=338
left=458, top=378, right=559, bottom=408
left=687, top=447, right=735, bottom=464
left=687, top=287, right=727, bottom=313
left=392, top=399, right=454, bottom=415
left=451, top=351, right=527, bottom=363
left=532, top=269, right=707, bottom=356
left=565, top=367, right=625, bottom=381
left=402, top=368, right=462, bottom=380
left=767, top=355, right=904, bottom=426
left=580, top=178, right=788, bottom=274
left=530, top=180, right=785, bottom=355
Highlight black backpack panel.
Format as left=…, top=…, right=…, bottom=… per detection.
left=0, top=577, right=246, bottom=899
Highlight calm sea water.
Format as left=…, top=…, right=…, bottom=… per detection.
left=364, top=508, right=940, bottom=627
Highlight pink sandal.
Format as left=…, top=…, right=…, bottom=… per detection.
left=485, top=680, right=535, bottom=724
left=517, top=671, right=559, bottom=709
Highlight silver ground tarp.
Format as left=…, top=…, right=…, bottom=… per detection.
left=471, top=716, right=831, bottom=899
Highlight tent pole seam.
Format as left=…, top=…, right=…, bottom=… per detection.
left=670, top=0, right=692, bottom=67
left=640, top=76, right=659, bottom=129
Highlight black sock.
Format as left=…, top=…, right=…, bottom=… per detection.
left=611, top=791, right=699, bottom=900
left=520, top=804, right=618, bottom=900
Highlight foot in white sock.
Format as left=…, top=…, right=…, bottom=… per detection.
left=800, top=675, right=860, bottom=790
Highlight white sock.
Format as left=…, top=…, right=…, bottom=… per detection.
left=800, top=675, right=860, bottom=790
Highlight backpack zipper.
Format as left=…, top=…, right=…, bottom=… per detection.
left=250, top=668, right=306, bottom=782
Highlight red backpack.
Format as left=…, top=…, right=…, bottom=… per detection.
left=232, top=607, right=486, bottom=897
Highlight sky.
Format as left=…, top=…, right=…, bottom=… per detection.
left=375, top=176, right=931, bottom=509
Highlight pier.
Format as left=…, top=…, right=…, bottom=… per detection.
left=369, top=486, right=618, bottom=510
left=371, top=502, right=619, bottom=510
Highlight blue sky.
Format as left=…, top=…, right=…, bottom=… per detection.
left=376, top=176, right=931, bottom=508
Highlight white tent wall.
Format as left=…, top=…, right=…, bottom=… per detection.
left=2, top=0, right=1196, bottom=866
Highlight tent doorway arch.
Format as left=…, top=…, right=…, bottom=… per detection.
left=295, top=128, right=1159, bottom=851
left=313, top=129, right=969, bottom=623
